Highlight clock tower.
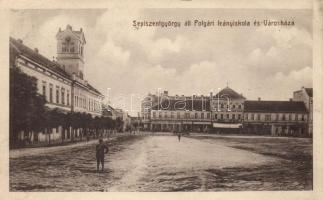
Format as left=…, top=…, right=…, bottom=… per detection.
left=56, top=25, right=86, bottom=79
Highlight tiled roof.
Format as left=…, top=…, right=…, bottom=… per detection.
left=152, top=99, right=210, bottom=111
left=10, top=37, right=70, bottom=79
left=305, top=88, right=313, bottom=97
left=244, top=100, right=307, bottom=113
left=214, top=87, right=245, bottom=99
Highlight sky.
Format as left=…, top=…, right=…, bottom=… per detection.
left=10, top=9, right=312, bottom=116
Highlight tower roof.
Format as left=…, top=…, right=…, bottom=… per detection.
left=56, top=24, right=86, bottom=44
left=214, top=86, right=245, bottom=99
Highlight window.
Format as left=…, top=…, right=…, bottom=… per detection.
left=276, top=113, right=279, bottom=121
left=232, top=114, right=235, bottom=120
left=185, top=112, right=190, bottom=119
left=238, top=114, right=241, bottom=120
left=289, top=114, right=292, bottom=121
left=159, top=111, right=162, bottom=118
left=232, top=105, right=236, bottom=109
left=238, top=105, right=242, bottom=109
left=226, top=114, right=229, bottom=119
left=56, top=86, right=60, bottom=104
left=257, top=114, right=260, bottom=120
left=195, top=113, right=198, bottom=119
left=282, top=114, right=286, bottom=121
left=220, top=114, right=223, bottom=120
left=49, top=84, right=53, bottom=103
left=67, top=91, right=70, bottom=106
left=171, top=112, right=174, bottom=119
left=245, top=114, right=248, bottom=120
left=70, top=43, right=75, bottom=52
left=265, top=114, right=271, bottom=121
left=62, top=42, right=67, bottom=52
left=164, top=112, right=167, bottom=118
left=42, top=81, right=46, bottom=99
left=301, top=114, right=305, bottom=121
left=177, top=112, right=180, bottom=119
left=207, top=113, right=210, bottom=119
left=295, top=114, right=298, bottom=121
left=251, top=114, right=255, bottom=120
left=153, top=112, right=156, bottom=118
left=201, top=113, right=204, bottom=119
left=61, top=88, right=65, bottom=105
left=214, top=114, right=217, bottom=119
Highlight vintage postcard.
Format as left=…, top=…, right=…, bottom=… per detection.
left=1, top=0, right=322, bottom=199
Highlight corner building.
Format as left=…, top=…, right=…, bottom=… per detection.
left=10, top=25, right=104, bottom=117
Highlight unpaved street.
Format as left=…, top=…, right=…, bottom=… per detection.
left=10, top=134, right=312, bottom=191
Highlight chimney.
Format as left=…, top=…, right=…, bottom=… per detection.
left=66, top=24, right=72, bottom=30
left=17, top=39, right=23, bottom=44
left=258, top=97, right=261, bottom=101
left=34, top=48, right=39, bottom=53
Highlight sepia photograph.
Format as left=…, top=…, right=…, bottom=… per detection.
left=7, top=6, right=316, bottom=194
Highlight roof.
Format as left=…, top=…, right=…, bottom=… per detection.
left=214, top=87, right=245, bottom=99
left=305, top=88, right=313, bottom=97
left=244, top=100, right=307, bottom=113
left=86, top=82, right=103, bottom=96
left=10, top=37, right=70, bottom=79
left=152, top=99, right=210, bottom=111
left=56, top=25, right=86, bottom=44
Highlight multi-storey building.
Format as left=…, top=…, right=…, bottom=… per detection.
left=141, top=87, right=311, bottom=136
left=211, top=87, right=245, bottom=132
left=10, top=25, right=104, bottom=143
left=10, top=25, right=104, bottom=117
left=293, top=87, right=313, bottom=136
left=244, top=100, right=308, bottom=136
left=141, top=91, right=211, bottom=132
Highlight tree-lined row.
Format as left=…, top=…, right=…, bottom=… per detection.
left=10, top=67, right=123, bottom=148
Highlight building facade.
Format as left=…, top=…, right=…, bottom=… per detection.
left=142, top=91, right=211, bottom=132
left=141, top=87, right=311, bottom=136
left=244, top=100, right=308, bottom=136
left=210, top=87, right=245, bottom=133
left=10, top=25, right=104, bottom=117
left=10, top=25, right=104, bottom=143
left=293, top=87, right=313, bottom=136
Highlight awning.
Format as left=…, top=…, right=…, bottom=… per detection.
left=213, top=123, right=242, bottom=128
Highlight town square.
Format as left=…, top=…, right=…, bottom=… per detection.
left=9, top=8, right=313, bottom=192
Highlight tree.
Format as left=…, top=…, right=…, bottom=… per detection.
left=44, top=108, right=65, bottom=144
left=115, top=117, right=124, bottom=132
left=10, top=67, right=47, bottom=148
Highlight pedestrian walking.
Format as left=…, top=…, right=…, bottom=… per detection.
left=96, top=138, right=109, bottom=172
left=177, top=132, right=181, bottom=142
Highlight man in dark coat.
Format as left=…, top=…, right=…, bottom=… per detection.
left=96, top=139, right=109, bottom=172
